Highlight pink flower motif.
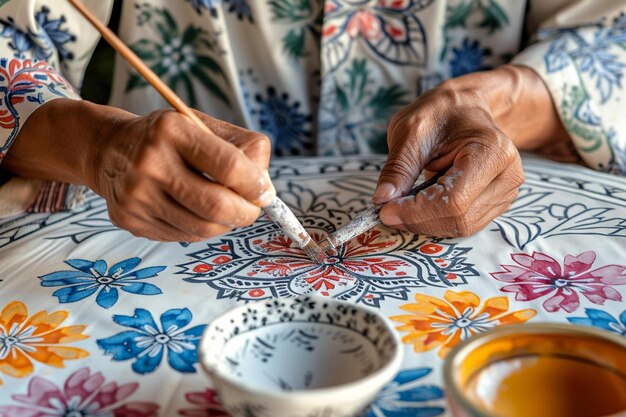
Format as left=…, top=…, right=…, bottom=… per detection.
left=491, top=251, right=626, bottom=313
left=178, top=389, right=229, bottom=417
left=0, top=367, right=159, bottom=417
left=346, top=10, right=382, bottom=40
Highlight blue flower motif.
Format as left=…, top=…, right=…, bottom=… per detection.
left=97, top=308, right=206, bottom=374
left=0, top=17, right=45, bottom=60
left=224, top=0, right=254, bottom=22
left=366, top=368, right=445, bottom=417
left=254, top=86, right=313, bottom=156
left=544, top=25, right=626, bottom=103
left=35, top=6, right=76, bottom=62
left=185, top=0, right=253, bottom=21
left=186, top=0, right=219, bottom=15
left=568, top=308, right=626, bottom=336
left=449, top=38, right=491, bottom=77
left=39, top=258, right=165, bottom=309
left=0, top=7, right=75, bottom=61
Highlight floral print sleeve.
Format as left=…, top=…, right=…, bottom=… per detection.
left=0, top=0, right=112, bottom=215
left=513, top=4, right=626, bottom=174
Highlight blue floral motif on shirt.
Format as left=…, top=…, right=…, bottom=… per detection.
left=449, top=38, right=491, bottom=77
left=97, top=308, right=206, bottom=374
left=544, top=22, right=626, bottom=103
left=0, top=7, right=75, bottom=62
left=568, top=308, right=626, bottom=336
left=253, top=86, right=313, bottom=156
left=366, top=368, right=445, bottom=417
left=35, top=6, right=76, bottom=62
left=186, top=0, right=254, bottom=22
left=39, top=258, right=165, bottom=309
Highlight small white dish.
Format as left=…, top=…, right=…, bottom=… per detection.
left=199, top=297, right=403, bottom=417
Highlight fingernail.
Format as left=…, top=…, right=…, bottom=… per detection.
left=380, top=211, right=402, bottom=226
left=372, top=182, right=399, bottom=203
left=255, top=171, right=276, bottom=206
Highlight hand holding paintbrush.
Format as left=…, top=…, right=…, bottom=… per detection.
left=317, top=172, right=444, bottom=253
left=67, top=0, right=324, bottom=263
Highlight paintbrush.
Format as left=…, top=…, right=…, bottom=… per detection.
left=68, top=0, right=325, bottom=263
left=318, top=172, right=444, bottom=253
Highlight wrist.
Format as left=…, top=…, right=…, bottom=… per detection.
left=483, top=65, right=569, bottom=149
left=3, top=98, right=136, bottom=189
left=441, top=65, right=569, bottom=150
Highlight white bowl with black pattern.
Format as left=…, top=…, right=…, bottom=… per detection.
left=199, top=296, right=403, bottom=417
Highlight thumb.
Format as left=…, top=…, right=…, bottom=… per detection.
left=373, top=134, right=428, bottom=204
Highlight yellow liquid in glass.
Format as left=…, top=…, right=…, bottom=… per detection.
left=465, top=354, right=626, bottom=417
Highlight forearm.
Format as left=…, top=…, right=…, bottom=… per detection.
left=441, top=65, right=570, bottom=151
left=2, top=98, right=136, bottom=189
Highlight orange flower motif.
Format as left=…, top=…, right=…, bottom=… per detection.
left=391, top=291, right=536, bottom=358
left=0, top=301, right=89, bottom=384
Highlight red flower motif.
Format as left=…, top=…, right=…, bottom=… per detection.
left=0, top=58, right=73, bottom=143
left=491, top=251, right=626, bottom=313
left=178, top=225, right=478, bottom=307
left=0, top=367, right=159, bottom=417
left=178, top=389, right=229, bottom=417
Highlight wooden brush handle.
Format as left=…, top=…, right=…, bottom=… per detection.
left=67, top=0, right=212, bottom=135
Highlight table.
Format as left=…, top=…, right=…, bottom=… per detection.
left=0, top=155, right=624, bottom=417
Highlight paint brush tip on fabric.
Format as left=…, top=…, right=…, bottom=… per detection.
left=303, top=240, right=326, bottom=264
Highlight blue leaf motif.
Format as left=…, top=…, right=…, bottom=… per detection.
left=96, top=286, right=119, bottom=309
left=39, top=270, right=93, bottom=286
left=574, top=99, right=601, bottom=125
left=124, top=265, right=167, bottom=279
left=64, top=258, right=103, bottom=274
left=123, top=282, right=163, bottom=295
left=52, top=284, right=98, bottom=303
left=568, top=308, right=626, bottom=335
left=108, top=257, right=141, bottom=276
left=366, top=367, right=445, bottom=417
left=545, top=37, right=571, bottom=72
left=160, top=308, right=193, bottom=331
left=112, top=309, right=158, bottom=330
left=97, top=330, right=147, bottom=360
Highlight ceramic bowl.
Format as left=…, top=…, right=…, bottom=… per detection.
left=199, top=296, right=403, bottom=417
left=443, top=323, right=626, bottom=417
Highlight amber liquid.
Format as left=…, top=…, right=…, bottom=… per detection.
left=465, top=354, right=626, bottom=417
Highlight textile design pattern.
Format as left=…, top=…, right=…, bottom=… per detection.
left=0, top=156, right=625, bottom=417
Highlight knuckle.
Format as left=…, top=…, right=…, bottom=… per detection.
left=447, top=192, right=469, bottom=217
left=380, top=156, right=418, bottom=183
left=220, top=151, right=246, bottom=184
left=246, top=132, right=271, bottom=153
left=149, top=110, right=180, bottom=139
left=202, top=198, right=226, bottom=221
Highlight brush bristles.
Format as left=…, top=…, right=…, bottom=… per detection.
left=318, top=238, right=336, bottom=254
left=303, top=241, right=326, bottom=264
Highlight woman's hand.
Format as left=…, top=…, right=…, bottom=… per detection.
left=373, top=65, right=569, bottom=237
left=4, top=99, right=275, bottom=242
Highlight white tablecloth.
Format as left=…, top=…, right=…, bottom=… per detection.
left=0, top=155, right=624, bottom=417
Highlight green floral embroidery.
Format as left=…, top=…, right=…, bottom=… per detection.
left=320, top=59, right=409, bottom=154
left=441, top=0, right=509, bottom=62
left=560, top=84, right=610, bottom=154
left=268, top=0, right=323, bottom=59
left=127, top=4, right=230, bottom=107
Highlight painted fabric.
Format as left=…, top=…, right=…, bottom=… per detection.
left=0, top=154, right=624, bottom=416
left=0, top=1, right=625, bottom=217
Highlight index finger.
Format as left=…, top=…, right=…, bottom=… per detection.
left=172, top=115, right=276, bottom=206
left=193, top=111, right=272, bottom=170
left=380, top=139, right=522, bottom=226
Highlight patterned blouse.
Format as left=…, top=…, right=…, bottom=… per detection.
left=0, top=0, right=624, bottom=215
